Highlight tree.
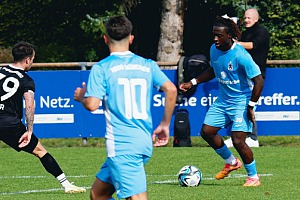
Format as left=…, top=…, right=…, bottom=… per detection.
left=156, top=0, right=186, bottom=62
left=0, top=0, right=299, bottom=63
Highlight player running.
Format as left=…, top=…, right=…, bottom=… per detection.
left=0, top=41, right=86, bottom=193
left=74, top=15, right=177, bottom=200
left=180, top=16, right=264, bottom=186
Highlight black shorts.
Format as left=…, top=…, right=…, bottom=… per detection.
left=0, top=124, right=39, bottom=153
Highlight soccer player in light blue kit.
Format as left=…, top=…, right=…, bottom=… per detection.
left=74, top=16, right=177, bottom=199
left=180, top=16, right=264, bottom=187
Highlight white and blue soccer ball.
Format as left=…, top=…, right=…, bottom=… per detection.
left=178, top=165, right=202, bottom=187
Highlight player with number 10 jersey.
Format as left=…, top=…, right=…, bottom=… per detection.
left=85, top=51, right=170, bottom=158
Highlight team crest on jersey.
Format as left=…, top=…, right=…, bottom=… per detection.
left=228, top=61, right=233, bottom=71
left=220, top=71, right=226, bottom=79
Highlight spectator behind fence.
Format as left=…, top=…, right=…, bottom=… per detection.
left=225, top=8, right=270, bottom=148
left=74, top=15, right=177, bottom=200
left=179, top=16, right=264, bottom=187
left=0, top=41, right=86, bottom=194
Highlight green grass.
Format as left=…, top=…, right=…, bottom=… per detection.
left=0, top=137, right=300, bottom=200
left=1, top=136, right=299, bottom=148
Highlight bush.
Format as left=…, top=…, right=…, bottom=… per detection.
left=0, top=46, right=13, bottom=63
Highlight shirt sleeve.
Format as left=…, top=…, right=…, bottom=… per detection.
left=23, top=76, right=35, bottom=94
left=151, top=61, right=170, bottom=89
left=238, top=49, right=261, bottom=79
left=85, top=64, right=106, bottom=99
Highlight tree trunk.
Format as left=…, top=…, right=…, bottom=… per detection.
left=157, top=0, right=186, bottom=62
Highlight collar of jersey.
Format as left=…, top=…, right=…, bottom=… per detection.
left=9, top=64, right=24, bottom=71
left=220, top=42, right=236, bottom=54
left=110, top=51, right=133, bottom=56
left=230, top=42, right=236, bottom=50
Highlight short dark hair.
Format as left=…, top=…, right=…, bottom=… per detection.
left=12, top=41, right=36, bottom=62
left=105, top=15, right=133, bottom=41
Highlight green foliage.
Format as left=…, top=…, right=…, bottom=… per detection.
left=0, top=0, right=299, bottom=62
left=261, top=1, right=300, bottom=60
left=0, top=0, right=133, bottom=62
left=214, top=0, right=300, bottom=62
left=80, top=10, right=123, bottom=41
left=0, top=47, right=13, bottom=63
left=251, top=1, right=299, bottom=61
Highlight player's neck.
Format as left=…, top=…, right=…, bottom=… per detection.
left=109, top=46, right=130, bottom=53
left=11, top=62, right=26, bottom=70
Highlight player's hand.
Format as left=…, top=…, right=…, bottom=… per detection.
left=179, top=82, right=192, bottom=92
left=247, top=106, right=256, bottom=124
left=152, top=124, right=170, bottom=147
left=74, top=82, right=87, bottom=103
left=18, top=131, right=32, bottom=148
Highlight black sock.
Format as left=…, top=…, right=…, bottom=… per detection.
left=39, top=153, right=64, bottom=178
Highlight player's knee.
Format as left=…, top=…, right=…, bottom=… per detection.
left=90, top=188, right=112, bottom=200
left=200, top=125, right=214, bottom=138
left=232, top=138, right=245, bottom=149
left=32, top=143, right=47, bottom=158
left=200, top=128, right=206, bottom=138
left=90, top=189, right=96, bottom=200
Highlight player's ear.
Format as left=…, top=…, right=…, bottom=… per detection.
left=129, top=34, right=134, bottom=45
left=103, top=34, right=109, bottom=45
left=25, top=57, right=31, bottom=64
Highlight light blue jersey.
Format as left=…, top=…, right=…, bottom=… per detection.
left=204, top=43, right=261, bottom=131
left=85, top=51, right=169, bottom=158
left=210, top=43, right=261, bottom=103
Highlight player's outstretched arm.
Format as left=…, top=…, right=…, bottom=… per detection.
left=179, top=67, right=215, bottom=92
left=74, top=82, right=101, bottom=111
left=152, top=81, right=177, bottom=147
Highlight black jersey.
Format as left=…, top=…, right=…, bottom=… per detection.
left=0, top=65, right=35, bottom=128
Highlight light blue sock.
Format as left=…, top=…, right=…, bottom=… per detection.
left=215, top=145, right=235, bottom=164
left=244, top=160, right=258, bottom=178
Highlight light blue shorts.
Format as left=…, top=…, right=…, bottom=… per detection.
left=204, top=99, right=253, bottom=132
left=96, top=154, right=150, bottom=199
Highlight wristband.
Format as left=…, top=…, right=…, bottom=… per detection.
left=191, top=78, right=197, bottom=86
left=248, top=101, right=256, bottom=107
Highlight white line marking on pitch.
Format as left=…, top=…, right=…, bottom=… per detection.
left=150, top=173, right=273, bottom=184
left=0, top=187, right=90, bottom=195
left=0, top=175, right=88, bottom=179
left=0, top=174, right=272, bottom=195
left=0, top=175, right=89, bottom=195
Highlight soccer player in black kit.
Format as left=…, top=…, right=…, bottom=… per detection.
left=0, top=41, right=86, bottom=193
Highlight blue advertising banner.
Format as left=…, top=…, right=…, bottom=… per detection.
left=28, top=68, right=300, bottom=138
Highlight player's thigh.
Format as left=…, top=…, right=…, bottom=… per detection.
left=90, top=177, right=115, bottom=199
left=204, top=102, right=230, bottom=128
left=96, top=160, right=114, bottom=185
left=0, top=125, right=38, bottom=153
left=108, top=154, right=149, bottom=199
left=229, top=105, right=252, bottom=132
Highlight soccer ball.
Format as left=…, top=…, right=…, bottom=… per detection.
left=178, top=165, right=202, bottom=187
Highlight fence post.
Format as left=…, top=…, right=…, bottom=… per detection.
left=80, top=62, right=87, bottom=70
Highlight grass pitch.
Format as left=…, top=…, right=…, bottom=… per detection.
left=0, top=137, right=299, bottom=200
